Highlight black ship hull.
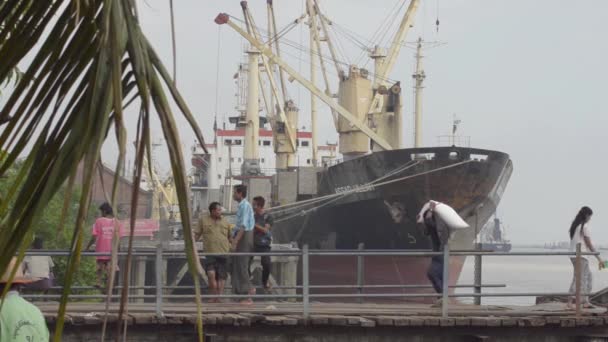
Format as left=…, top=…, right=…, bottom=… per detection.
left=271, top=146, right=513, bottom=300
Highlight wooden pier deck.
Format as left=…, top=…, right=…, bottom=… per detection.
left=37, top=301, right=608, bottom=328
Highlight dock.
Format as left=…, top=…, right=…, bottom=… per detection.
left=38, top=301, right=608, bottom=341
left=23, top=246, right=608, bottom=341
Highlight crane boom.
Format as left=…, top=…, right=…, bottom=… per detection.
left=365, top=0, right=419, bottom=120
left=313, top=1, right=344, bottom=79
left=241, top=4, right=297, bottom=152
left=374, top=0, right=420, bottom=88
left=215, top=13, right=393, bottom=150
left=267, top=0, right=289, bottom=100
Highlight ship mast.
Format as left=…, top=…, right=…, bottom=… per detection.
left=242, top=1, right=298, bottom=170
left=412, top=37, right=425, bottom=148
left=309, top=13, right=318, bottom=166
left=242, top=47, right=261, bottom=174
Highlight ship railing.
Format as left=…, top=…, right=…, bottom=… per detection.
left=17, top=245, right=597, bottom=319
left=437, top=135, right=471, bottom=147
left=225, top=167, right=278, bottom=177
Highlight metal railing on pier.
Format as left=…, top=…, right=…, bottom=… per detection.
left=18, top=244, right=596, bottom=319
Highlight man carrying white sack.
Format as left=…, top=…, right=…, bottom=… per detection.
left=417, top=200, right=465, bottom=305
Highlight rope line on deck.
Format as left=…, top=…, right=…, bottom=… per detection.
left=272, top=159, right=474, bottom=224
left=268, top=160, right=419, bottom=216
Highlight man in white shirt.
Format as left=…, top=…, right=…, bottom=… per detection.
left=23, top=237, right=54, bottom=292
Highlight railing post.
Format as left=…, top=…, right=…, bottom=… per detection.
left=302, top=244, right=310, bottom=320
left=575, top=243, right=582, bottom=318
left=441, top=245, right=450, bottom=318
left=473, top=252, right=482, bottom=305
left=357, top=243, right=365, bottom=304
left=155, top=243, right=164, bottom=318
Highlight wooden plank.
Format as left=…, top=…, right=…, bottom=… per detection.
left=408, top=317, right=425, bottom=327
left=218, top=314, right=235, bottom=325
left=500, top=318, right=518, bottom=327
left=131, top=313, right=157, bottom=325
left=424, top=317, right=440, bottom=326
left=486, top=318, right=502, bottom=327
left=454, top=317, right=472, bottom=327
left=346, top=316, right=361, bottom=326
left=575, top=318, right=591, bottom=327
left=279, top=316, right=298, bottom=326
left=391, top=316, right=410, bottom=327
left=262, top=315, right=288, bottom=325
left=232, top=314, right=251, bottom=326
left=166, top=315, right=186, bottom=325
left=83, top=315, right=103, bottom=325
left=376, top=316, right=394, bottom=326
left=310, top=315, right=330, bottom=325
left=439, top=318, right=455, bottom=327
left=202, top=314, right=217, bottom=325
left=239, top=313, right=266, bottom=324
left=560, top=318, right=576, bottom=328
left=471, top=318, right=488, bottom=327
left=589, top=317, right=605, bottom=326
left=329, top=316, right=348, bottom=326
left=285, top=315, right=306, bottom=326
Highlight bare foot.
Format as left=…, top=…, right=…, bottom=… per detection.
left=248, top=287, right=256, bottom=296
left=240, top=299, right=253, bottom=305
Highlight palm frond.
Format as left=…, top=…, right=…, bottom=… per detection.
left=0, top=1, right=206, bottom=341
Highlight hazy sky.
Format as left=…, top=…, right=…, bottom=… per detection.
left=100, top=0, right=608, bottom=244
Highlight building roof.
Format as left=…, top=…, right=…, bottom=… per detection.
left=216, top=129, right=313, bottom=139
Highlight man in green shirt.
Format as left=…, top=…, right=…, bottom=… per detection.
left=0, top=257, right=50, bottom=341
left=194, top=202, right=233, bottom=302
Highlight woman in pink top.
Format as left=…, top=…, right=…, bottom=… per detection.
left=86, top=202, right=122, bottom=289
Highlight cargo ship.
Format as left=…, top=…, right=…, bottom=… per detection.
left=191, top=0, right=514, bottom=298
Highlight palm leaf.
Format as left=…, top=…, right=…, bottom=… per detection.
left=0, top=1, right=206, bottom=341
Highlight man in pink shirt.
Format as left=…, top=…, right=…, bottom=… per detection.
left=86, top=202, right=123, bottom=289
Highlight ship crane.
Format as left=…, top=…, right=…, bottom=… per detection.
left=240, top=1, right=298, bottom=170
left=215, top=13, right=393, bottom=151
left=367, top=0, right=420, bottom=152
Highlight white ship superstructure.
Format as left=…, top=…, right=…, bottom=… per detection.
left=191, top=127, right=337, bottom=212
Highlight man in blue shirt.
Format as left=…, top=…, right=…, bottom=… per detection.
left=230, top=184, right=255, bottom=304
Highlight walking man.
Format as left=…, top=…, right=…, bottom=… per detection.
left=420, top=201, right=451, bottom=305
left=0, top=257, right=50, bottom=341
left=230, top=184, right=255, bottom=304
left=250, top=196, right=274, bottom=290
left=195, top=202, right=232, bottom=302
left=86, top=202, right=123, bottom=289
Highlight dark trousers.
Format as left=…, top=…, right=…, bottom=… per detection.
left=231, top=231, right=253, bottom=295
left=249, top=245, right=271, bottom=286
left=427, top=255, right=444, bottom=294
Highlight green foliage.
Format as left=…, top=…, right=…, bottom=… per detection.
left=0, top=160, right=97, bottom=287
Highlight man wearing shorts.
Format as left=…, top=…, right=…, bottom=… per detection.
left=86, top=202, right=123, bottom=289
left=195, top=202, right=233, bottom=302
